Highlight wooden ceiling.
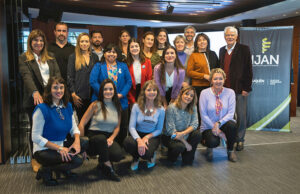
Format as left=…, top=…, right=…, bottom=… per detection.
left=26, top=0, right=285, bottom=23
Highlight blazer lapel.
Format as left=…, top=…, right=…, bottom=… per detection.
left=28, top=59, right=44, bottom=86
left=129, top=64, right=136, bottom=90
left=140, top=63, right=146, bottom=86
left=172, top=69, right=178, bottom=94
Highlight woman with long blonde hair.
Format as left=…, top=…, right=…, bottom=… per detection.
left=19, top=29, right=61, bottom=172
left=67, top=32, right=99, bottom=129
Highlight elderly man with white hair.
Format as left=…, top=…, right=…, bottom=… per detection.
left=219, top=26, right=253, bottom=151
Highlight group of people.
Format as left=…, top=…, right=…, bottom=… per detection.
left=18, top=22, right=252, bottom=186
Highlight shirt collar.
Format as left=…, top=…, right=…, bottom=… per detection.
left=33, top=52, right=40, bottom=60
left=50, top=101, right=65, bottom=108
left=225, top=42, right=236, bottom=52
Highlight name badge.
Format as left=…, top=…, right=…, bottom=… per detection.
left=118, top=68, right=122, bottom=74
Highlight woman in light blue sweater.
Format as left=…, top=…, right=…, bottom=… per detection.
left=124, top=80, right=165, bottom=170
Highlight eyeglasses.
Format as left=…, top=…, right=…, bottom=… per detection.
left=56, top=107, right=65, bottom=120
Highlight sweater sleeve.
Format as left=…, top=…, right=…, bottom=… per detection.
left=151, top=108, right=165, bottom=137
left=165, top=105, right=176, bottom=136
left=199, top=90, right=215, bottom=129
left=90, top=62, right=101, bottom=98
left=129, top=104, right=141, bottom=140
left=171, top=69, right=185, bottom=99
left=190, top=106, right=199, bottom=130
left=32, top=108, right=48, bottom=147
left=219, top=89, right=236, bottom=126
left=154, top=64, right=165, bottom=96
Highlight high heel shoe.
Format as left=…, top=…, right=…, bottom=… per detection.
left=36, top=168, right=58, bottom=186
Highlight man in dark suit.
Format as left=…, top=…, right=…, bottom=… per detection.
left=219, top=26, right=253, bottom=151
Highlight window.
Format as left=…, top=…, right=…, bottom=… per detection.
left=68, top=28, right=89, bottom=46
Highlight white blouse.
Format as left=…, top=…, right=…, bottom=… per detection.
left=165, top=71, right=174, bottom=90
left=133, top=60, right=141, bottom=84
left=33, top=53, right=49, bottom=86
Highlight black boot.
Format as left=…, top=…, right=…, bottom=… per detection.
left=101, top=163, right=120, bottom=182
left=36, top=167, right=58, bottom=186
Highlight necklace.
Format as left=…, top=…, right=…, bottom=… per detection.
left=144, top=107, right=154, bottom=116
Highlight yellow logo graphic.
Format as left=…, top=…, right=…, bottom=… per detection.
left=262, top=38, right=271, bottom=54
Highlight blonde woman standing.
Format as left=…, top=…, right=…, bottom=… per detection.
left=67, top=33, right=99, bottom=125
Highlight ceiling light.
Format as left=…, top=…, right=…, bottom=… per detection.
left=283, top=14, right=286, bottom=16
left=189, top=13, right=198, bottom=16
left=223, top=0, right=233, bottom=2
left=150, top=20, right=162, bottom=23
left=204, top=7, right=214, bottom=10
left=196, top=10, right=205, bottom=13
left=116, top=1, right=132, bottom=3
left=114, top=4, right=127, bottom=7
left=213, top=4, right=222, bottom=6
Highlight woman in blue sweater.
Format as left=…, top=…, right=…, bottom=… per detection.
left=32, top=77, right=84, bottom=186
left=90, top=44, right=132, bottom=146
left=199, top=68, right=237, bottom=162
left=123, top=80, right=165, bottom=170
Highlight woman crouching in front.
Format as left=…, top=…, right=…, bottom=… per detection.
left=199, top=68, right=237, bottom=162
left=78, top=79, right=124, bottom=182
left=32, top=77, right=84, bottom=186
left=162, top=85, right=201, bottom=166
left=123, top=80, right=165, bottom=171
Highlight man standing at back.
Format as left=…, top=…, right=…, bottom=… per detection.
left=90, top=30, right=104, bottom=61
left=184, top=25, right=196, bottom=55
left=48, top=22, right=75, bottom=82
left=219, top=26, right=253, bottom=151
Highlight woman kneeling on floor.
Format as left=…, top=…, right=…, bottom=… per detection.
left=32, top=77, right=85, bottom=186
left=123, top=80, right=165, bottom=171
left=79, top=79, right=124, bottom=182
left=199, top=68, right=237, bottom=162
left=162, top=85, right=201, bottom=165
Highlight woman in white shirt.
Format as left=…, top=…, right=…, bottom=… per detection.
left=32, top=77, right=83, bottom=186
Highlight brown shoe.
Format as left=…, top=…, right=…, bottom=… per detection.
left=31, top=159, right=41, bottom=173
left=236, top=142, right=244, bottom=151
left=227, top=151, right=237, bottom=162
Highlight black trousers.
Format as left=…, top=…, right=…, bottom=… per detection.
left=74, top=98, right=91, bottom=135
left=123, top=132, right=160, bottom=161
left=87, top=130, right=124, bottom=163
left=26, top=106, right=35, bottom=158
left=194, top=86, right=209, bottom=125
left=162, top=130, right=201, bottom=164
left=115, top=108, right=128, bottom=147
left=33, top=137, right=87, bottom=172
left=201, top=120, right=237, bottom=151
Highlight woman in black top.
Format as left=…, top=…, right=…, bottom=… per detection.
left=67, top=33, right=99, bottom=128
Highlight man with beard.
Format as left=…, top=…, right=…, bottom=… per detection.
left=90, top=30, right=104, bottom=60
left=48, top=22, right=75, bottom=82
left=184, top=25, right=196, bottom=55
